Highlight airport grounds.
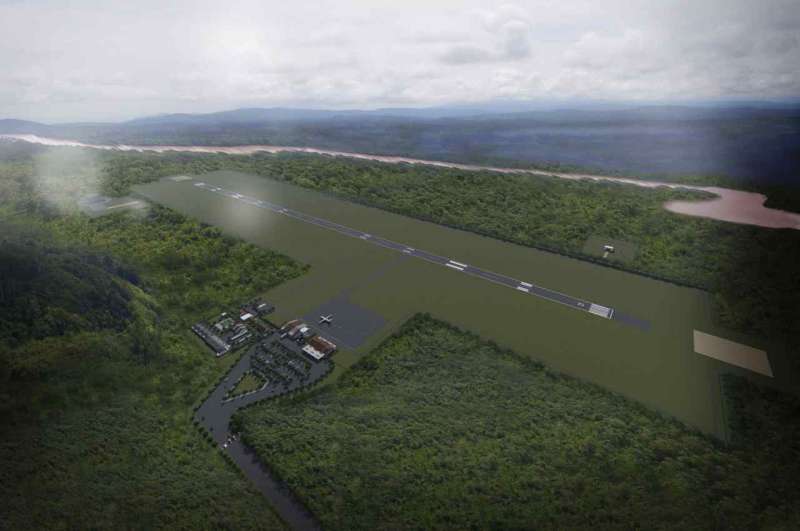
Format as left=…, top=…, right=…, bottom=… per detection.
left=135, top=170, right=790, bottom=438
left=3, top=148, right=799, bottom=528
left=135, top=170, right=800, bottom=528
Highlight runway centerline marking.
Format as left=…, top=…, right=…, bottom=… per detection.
left=188, top=180, right=637, bottom=324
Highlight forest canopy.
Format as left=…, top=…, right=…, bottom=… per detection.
left=0, top=160, right=303, bottom=528
left=236, top=314, right=800, bottom=530
left=8, top=142, right=791, bottom=355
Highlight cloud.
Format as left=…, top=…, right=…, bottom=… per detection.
left=0, top=0, right=798, bottom=121
left=439, top=4, right=533, bottom=64
left=32, top=147, right=102, bottom=211
left=440, top=45, right=494, bottom=65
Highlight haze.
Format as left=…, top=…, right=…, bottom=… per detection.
left=2, top=0, right=799, bottom=122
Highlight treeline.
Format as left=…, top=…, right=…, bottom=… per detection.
left=3, top=143, right=799, bottom=353
left=6, top=105, right=799, bottom=188
left=237, top=314, right=800, bottom=530
left=83, top=148, right=800, bottom=354
left=0, top=226, right=154, bottom=388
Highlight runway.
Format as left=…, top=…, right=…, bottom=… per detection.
left=191, top=180, right=647, bottom=327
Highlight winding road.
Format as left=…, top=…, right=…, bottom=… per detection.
left=195, top=345, right=331, bottom=531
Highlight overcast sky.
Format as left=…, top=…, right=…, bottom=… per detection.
left=2, top=0, right=799, bottom=122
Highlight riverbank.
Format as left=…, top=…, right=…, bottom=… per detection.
left=4, top=134, right=799, bottom=230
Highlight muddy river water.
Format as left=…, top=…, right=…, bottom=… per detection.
left=4, top=134, right=799, bottom=230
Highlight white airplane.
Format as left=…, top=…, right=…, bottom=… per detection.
left=319, top=314, right=334, bottom=325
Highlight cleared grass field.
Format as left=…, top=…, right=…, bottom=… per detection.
left=228, top=372, right=266, bottom=397
left=135, top=170, right=785, bottom=437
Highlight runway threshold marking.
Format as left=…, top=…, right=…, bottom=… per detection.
left=589, top=303, right=613, bottom=319
left=189, top=180, right=639, bottom=325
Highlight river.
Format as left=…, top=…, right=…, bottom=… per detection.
left=3, top=133, right=799, bottom=230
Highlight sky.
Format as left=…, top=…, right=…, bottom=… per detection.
left=1, top=0, right=799, bottom=122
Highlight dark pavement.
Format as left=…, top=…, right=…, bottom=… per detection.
left=192, top=180, right=649, bottom=328
left=195, top=344, right=331, bottom=531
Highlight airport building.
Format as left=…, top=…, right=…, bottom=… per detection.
left=280, top=319, right=338, bottom=361
left=302, top=336, right=337, bottom=361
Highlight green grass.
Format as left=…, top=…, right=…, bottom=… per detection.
left=2, top=145, right=798, bottom=528
left=6, top=144, right=798, bottom=348
left=227, top=372, right=265, bottom=398
left=237, top=314, right=800, bottom=530
left=133, top=170, right=789, bottom=438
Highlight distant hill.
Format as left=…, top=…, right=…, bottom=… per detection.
left=5, top=103, right=800, bottom=132
left=117, top=103, right=800, bottom=126
left=123, top=107, right=360, bottom=125
left=0, top=119, right=51, bottom=134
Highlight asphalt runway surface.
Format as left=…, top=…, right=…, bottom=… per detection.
left=191, top=180, right=649, bottom=329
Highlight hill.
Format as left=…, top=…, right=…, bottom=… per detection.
left=0, top=191, right=305, bottom=528
left=2, top=104, right=799, bottom=185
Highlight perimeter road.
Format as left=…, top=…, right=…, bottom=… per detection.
left=191, top=180, right=646, bottom=326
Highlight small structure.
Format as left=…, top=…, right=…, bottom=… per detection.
left=192, top=323, right=231, bottom=356
left=287, top=324, right=302, bottom=338
left=298, top=325, right=314, bottom=340
left=240, top=299, right=275, bottom=318
left=214, top=315, right=235, bottom=334
left=193, top=308, right=261, bottom=356
left=301, top=344, right=326, bottom=361
left=229, top=323, right=252, bottom=345
left=279, top=320, right=314, bottom=342
left=280, top=319, right=303, bottom=333
left=255, top=302, right=275, bottom=315
left=602, top=244, right=615, bottom=259
left=302, top=335, right=337, bottom=361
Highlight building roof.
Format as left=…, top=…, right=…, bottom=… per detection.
left=256, top=302, right=274, bottom=313
left=309, top=335, right=336, bottom=354
left=288, top=324, right=306, bottom=337
left=281, top=318, right=303, bottom=331
left=302, top=344, right=326, bottom=361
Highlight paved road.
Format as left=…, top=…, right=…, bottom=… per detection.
left=195, top=345, right=331, bottom=531
left=191, top=180, right=649, bottom=327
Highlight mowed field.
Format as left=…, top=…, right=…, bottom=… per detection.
left=135, top=170, right=778, bottom=438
